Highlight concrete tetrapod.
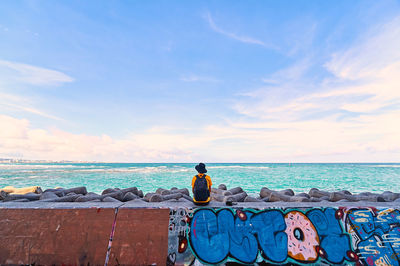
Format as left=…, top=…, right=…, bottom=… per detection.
left=244, top=196, right=262, bottom=202
left=75, top=190, right=124, bottom=202
left=170, top=188, right=190, bottom=196
left=144, top=193, right=157, bottom=202
left=157, top=188, right=190, bottom=196
left=39, top=192, right=59, bottom=200
left=39, top=194, right=81, bottom=202
left=308, top=188, right=331, bottom=198
left=289, top=196, right=310, bottom=202
left=211, top=193, right=224, bottom=202
left=44, top=186, right=88, bottom=197
left=103, top=196, right=121, bottom=202
left=329, top=192, right=386, bottom=202
left=224, top=192, right=247, bottom=203
left=381, top=191, right=400, bottom=201
left=122, top=192, right=138, bottom=202
left=227, top=187, right=243, bottom=195
left=3, top=193, right=41, bottom=202
left=211, top=188, right=232, bottom=196
left=218, top=184, right=227, bottom=190
left=149, top=193, right=184, bottom=202
left=260, top=187, right=295, bottom=199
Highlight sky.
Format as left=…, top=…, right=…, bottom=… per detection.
left=0, top=0, right=400, bottom=163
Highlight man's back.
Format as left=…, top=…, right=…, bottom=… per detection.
left=192, top=173, right=212, bottom=203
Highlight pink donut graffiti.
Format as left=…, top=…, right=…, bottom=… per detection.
left=285, top=211, right=320, bottom=261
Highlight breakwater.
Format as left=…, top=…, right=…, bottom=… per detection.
left=2, top=184, right=400, bottom=204
left=2, top=186, right=400, bottom=265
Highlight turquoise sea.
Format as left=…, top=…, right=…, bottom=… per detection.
left=1, top=163, right=400, bottom=195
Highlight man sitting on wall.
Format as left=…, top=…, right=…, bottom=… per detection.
left=191, top=163, right=212, bottom=205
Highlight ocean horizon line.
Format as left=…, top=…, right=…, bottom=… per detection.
left=1, top=159, right=399, bottom=164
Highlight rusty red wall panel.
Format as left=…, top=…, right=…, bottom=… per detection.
left=0, top=208, right=170, bottom=265
left=0, top=208, right=115, bottom=265
left=108, top=208, right=170, bottom=265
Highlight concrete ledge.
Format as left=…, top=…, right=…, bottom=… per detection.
left=0, top=201, right=124, bottom=209
left=2, top=200, right=400, bottom=209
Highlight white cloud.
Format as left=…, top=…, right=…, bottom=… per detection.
left=0, top=115, right=219, bottom=162
left=0, top=92, right=62, bottom=120
left=0, top=60, right=74, bottom=85
left=0, top=60, right=71, bottom=120
left=261, top=58, right=311, bottom=84
left=229, top=15, right=400, bottom=161
left=237, top=15, right=400, bottom=120
left=1, top=109, right=399, bottom=162
left=325, top=16, right=400, bottom=81
left=204, top=12, right=277, bottom=49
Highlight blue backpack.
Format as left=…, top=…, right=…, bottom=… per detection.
left=193, top=175, right=210, bottom=201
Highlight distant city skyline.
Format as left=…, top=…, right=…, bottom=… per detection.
left=0, top=0, right=400, bottom=162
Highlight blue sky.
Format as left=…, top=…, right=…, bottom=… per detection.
left=0, top=0, right=400, bottom=162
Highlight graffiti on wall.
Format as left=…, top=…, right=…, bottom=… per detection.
left=167, top=208, right=195, bottom=266
left=346, top=208, right=400, bottom=266
left=167, top=207, right=400, bottom=265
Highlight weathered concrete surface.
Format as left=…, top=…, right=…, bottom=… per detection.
left=108, top=208, right=169, bottom=265
left=0, top=206, right=169, bottom=265
left=0, top=208, right=115, bottom=265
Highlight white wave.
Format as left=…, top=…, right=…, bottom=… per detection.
left=208, top=166, right=270, bottom=169
left=0, top=175, right=48, bottom=180
left=366, top=165, right=400, bottom=168
left=0, top=176, right=25, bottom=180
left=69, top=166, right=191, bottom=174
left=0, top=164, right=101, bottom=170
left=27, top=175, right=41, bottom=179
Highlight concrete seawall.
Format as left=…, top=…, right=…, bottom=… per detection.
left=1, top=201, right=400, bottom=265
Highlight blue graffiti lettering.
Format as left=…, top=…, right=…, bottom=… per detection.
left=229, top=211, right=258, bottom=263
left=347, top=208, right=400, bottom=265
left=307, top=208, right=352, bottom=264
left=251, top=210, right=287, bottom=262
left=189, top=208, right=353, bottom=264
left=189, top=209, right=287, bottom=264
left=189, top=209, right=230, bottom=264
